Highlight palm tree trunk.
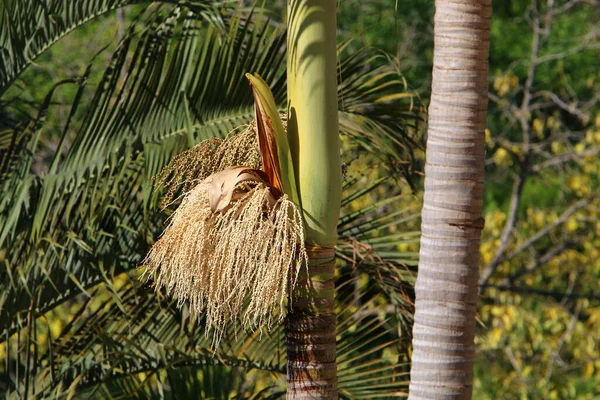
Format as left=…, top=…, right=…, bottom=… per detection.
left=286, top=246, right=337, bottom=398
left=409, top=1, right=492, bottom=399
left=286, top=0, right=340, bottom=398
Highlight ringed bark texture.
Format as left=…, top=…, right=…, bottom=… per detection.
left=409, top=1, right=492, bottom=399
left=287, top=246, right=337, bottom=399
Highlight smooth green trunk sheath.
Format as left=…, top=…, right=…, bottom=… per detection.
left=287, top=0, right=341, bottom=245
left=286, top=0, right=340, bottom=398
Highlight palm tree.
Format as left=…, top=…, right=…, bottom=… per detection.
left=0, top=2, right=421, bottom=398
left=408, top=1, right=492, bottom=399
left=286, top=0, right=340, bottom=397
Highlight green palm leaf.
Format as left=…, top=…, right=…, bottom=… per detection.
left=338, top=50, right=423, bottom=186
left=31, top=226, right=414, bottom=398
left=0, top=7, right=287, bottom=338
left=0, top=0, right=232, bottom=96
left=0, top=5, right=420, bottom=398
left=2, top=169, right=418, bottom=398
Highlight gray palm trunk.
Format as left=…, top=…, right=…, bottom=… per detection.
left=409, top=1, right=492, bottom=399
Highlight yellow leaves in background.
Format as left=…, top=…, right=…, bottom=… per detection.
left=533, top=118, right=545, bottom=139
left=574, top=142, right=586, bottom=154
left=476, top=170, right=600, bottom=396
left=485, top=210, right=506, bottom=235
left=550, top=140, right=563, bottom=154
left=583, top=361, right=594, bottom=377
left=493, top=147, right=513, bottom=167
left=494, top=72, right=519, bottom=97
left=566, top=218, right=579, bottom=232
left=485, top=128, right=493, bottom=147
left=526, top=209, right=546, bottom=229
left=584, top=129, right=600, bottom=145
left=478, top=298, right=600, bottom=396
left=567, top=175, right=592, bottom=197
left=480, top=241, right=497, bottom=266
left=480, top=210, right=506, bottom=265
left=478, top=304, right=517, bottom=348
left=546, top=115, right=559, bottom=130
left=487, top=328, right=503, bottom=348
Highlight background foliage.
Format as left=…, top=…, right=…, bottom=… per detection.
left=332, top=0, right=600, bottom=398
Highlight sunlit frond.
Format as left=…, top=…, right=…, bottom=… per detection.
left=0, top=0, right=232, bottom=96
left=0, top=4, right=420, bottom=398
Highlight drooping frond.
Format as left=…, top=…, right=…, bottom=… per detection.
left=0, top=0, right=231, bottom=96
left=338, top=50, right=423, bottom=186
left=0, top=4, right=421, bottom=398
left=0, top=8, right=288, bottom=340
left=337, top=169, right=419, bottom=335
left=31, top=250, right=413, bottom=398
left=6, top=162, right=417, bottom=398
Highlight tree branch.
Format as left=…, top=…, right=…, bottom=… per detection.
left=503, top=195, right=596, bottom=261
left=532, top=146, right=600, bottom=172
left=479, top=283, right=600, bottom=301
left=534, top=90, right=588, bottom=122
left=504, top=240, right=575, bottom=284
left=480, top=195, right=596, bottom=287
left=479, top=174, right=527, bottom=288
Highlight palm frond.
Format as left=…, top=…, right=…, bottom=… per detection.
left=0, top=0, right=232, bottom=96
left=338, top=50, right=423, bottom=186
left=337, top=172, right=419, bottom=336
left=0, top=6, right=286, bottom=342
left=0, top=5, right=420, bottom=398
left=31, top=259, right=412, bottom=398
left=0, top=5, right=420, bottom=339
left=0, top=162, right=417, bottom=398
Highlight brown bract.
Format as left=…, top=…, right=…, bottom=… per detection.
left=251, top=84, right=284, bottom=191
left=204, top=166, right=280, bottom=213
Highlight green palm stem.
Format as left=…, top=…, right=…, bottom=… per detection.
left=286, top=0, right=341, bottom=398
